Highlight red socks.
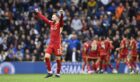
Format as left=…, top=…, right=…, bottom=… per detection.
left=131, top=62, right=136, bottom=69
left=82, top=63, right=86, bottom=71
left=56, top=60, right=61, bottom=74
left=45, top=58, right=51, bottom=73
left=102, top=64, right=107, bottom=71
left=45, top=58, right=61, bottom=74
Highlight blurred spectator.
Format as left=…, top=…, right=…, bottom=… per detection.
left=65, top=33, right=81, bottom=62
left=100, top=0, right=110, bottom=6
left=71, top=13, right=83, bottom=32
left=115, top=3, right=124, bottom=20
left=87, top=0, right=96, bottom=9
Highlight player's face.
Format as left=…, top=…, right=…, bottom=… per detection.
left=52, top=14, right=59, bottom=22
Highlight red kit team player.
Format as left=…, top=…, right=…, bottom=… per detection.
left=34, top=8, right=64, bottom=78
left=129, top=36, right=138, bottom=73
left=105, top=37, right=114, bottom=71
left=98, top=37, right=108, bottom=72
left=81, top=40, right=90, bottom=73
left=114, top=36, right=129, bottom=73
left=89, top=36, right=100, bottom=72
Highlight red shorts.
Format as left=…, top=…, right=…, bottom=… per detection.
left=46, top=44, right=62, bottom=56
left=118, top=54, right=127, bottom=59
left=130, top=51, right=137, bottom=56
left=100, top=55, right=107, bottom=62
left=89, top=52, right=98, bottom=58
left=130, top=56, right=137, bottom=62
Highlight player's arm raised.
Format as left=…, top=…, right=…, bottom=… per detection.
left=34, top=8, right=51, bottom=25
left=59, top=9, right=64, bottom=27
left=59, top=9, right=64, bottom=33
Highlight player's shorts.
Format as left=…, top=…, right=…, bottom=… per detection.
left=46, top=44, right=62, bottom=56
left=130, top=51, right=137, bottom=56
left=118, top=53, right=128, bottom=59
left=100, top=55, right=107, bottom=62
left=130, top=56, right=137, bottom=62
left=89, top=51, right=98, bottom=59
left=118, top=54, right=127, bottom=59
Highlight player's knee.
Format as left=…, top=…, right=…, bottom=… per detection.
left=45, top=53, right=51, bottom=58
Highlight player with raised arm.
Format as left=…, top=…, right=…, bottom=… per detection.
left=34, top=8, right=64, bottom=78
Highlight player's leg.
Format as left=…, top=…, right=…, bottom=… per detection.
left=45, top=53, right=51, bottom=72
left=100, top=56, right=105, bottom=73
left=45, top=53, right=53, bottom=78
left=92, top=59, right=97, bottom=72
left=90, top=59, right=94, bottom=73
left=98, top=56, right=103, bottom=73
left=102, top=56, right=107, bottom=73
left=82, top=56, right=87, bottom=73
left=89, top=56, right=96, bottom=73
left=126, top=55, right=133, bottom=73
left=87, top=58, right=92, bottom=73
left=116, top=54, right=121, bottom=71
left=113, top=54, right=121, bottom=73
left=131, top=56, right=137, bottom=73
left=107, top=55, right=113, bottom=70
left=129, top=57, right=134, bottom=74
left=95, top=57, right=100, bottom=72
left=45, top=46, right=53, bottom=78
left=125, top=55, right=131, bottom=70
left=55, top=56, right=61, bottom=77
left=54, top=45, right=62, bottom=77
left=87, top=58, right=91, bottom=73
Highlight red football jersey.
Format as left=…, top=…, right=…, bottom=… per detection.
left=119, top=38, right=129, bottom=55
left=98, top=41, right=107, bottom=56
left=37, top=12, right=64, bottom=45
left=105, top=40, right=114, bottom=55
left=89, top=40, right=98, bottom=57
left=130, top=39, right=137, bottom=56
left=82, top=42, right=90, bottom=56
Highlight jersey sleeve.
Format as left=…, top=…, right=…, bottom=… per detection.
left=59, top=14, right=64, bottom=27
left=110, top=42, right=114, bottom=50
left=37, top=12, right=52, bottom=25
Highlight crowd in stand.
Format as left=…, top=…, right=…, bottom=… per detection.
left=0, top=0, right=140, bottom=62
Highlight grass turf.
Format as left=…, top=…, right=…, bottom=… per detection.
left=0, top=74, right=140, bottom=82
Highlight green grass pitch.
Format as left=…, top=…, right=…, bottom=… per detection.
left=0, top=74, right=140, bottom=82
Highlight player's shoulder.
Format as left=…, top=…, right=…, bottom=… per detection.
left=49, top=21, right=54, bottom=25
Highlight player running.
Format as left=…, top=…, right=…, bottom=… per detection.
left=34, top=8, right=64, bottom=78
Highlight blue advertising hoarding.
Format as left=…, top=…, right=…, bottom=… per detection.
left=0, top=62, right=140, bottom=74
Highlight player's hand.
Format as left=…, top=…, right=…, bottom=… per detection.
left=116, top=48, right=120, bottom=51
left=29, top=6, right=39, bottom=13
left=59, top=9, right=64, bottom=14
left=34, top=7, right=39, bottom=13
